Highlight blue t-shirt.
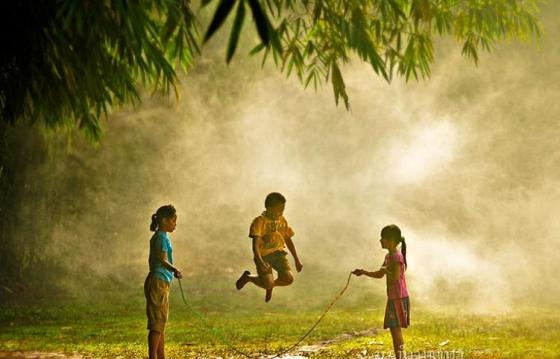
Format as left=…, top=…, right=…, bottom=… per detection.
left=148, top=230, right=174, bottom=283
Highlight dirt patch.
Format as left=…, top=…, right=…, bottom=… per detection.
left=288, top=328, right=380, bottom=356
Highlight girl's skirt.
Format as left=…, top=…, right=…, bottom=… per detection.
left=384, top=297, right=410, bottom=328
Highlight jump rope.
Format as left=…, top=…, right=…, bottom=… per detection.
left=177, top=271, right=353, bottom=358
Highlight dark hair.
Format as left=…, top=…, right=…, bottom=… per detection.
left=150, top=204, right=176, bottom=232
left=381, top=224, right=407, bottom=269
left=264, top=192, right=286, bottom=208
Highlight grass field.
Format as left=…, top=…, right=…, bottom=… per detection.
left=1, top=280, right=559, bottom=359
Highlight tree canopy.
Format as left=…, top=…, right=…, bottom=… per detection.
left=0, top=0, right=542, bottom=140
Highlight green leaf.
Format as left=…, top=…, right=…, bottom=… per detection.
left=227, top=0, right=246, bottom=63
left=304, top=70, right=315, bottom=88
left=331, top=62, right=349, bottom=110
left=248, top=0, right=271, bottom=45
left=462, top=37, right=479, bottom=65
left=249, top=42, right=266, bottom=55
left=387, top=0, right=406, bottom=19
left=162, top=13, right=179, bottom=43
left=313, top=0, right=323, bottom=20
left=203, top=0, right=237, bottom=44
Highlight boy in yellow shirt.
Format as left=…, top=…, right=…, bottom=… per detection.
left=236, top=192, right=303, bottom=302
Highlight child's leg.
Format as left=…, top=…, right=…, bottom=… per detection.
left=272, top=253, right=293, bottom=286
left=265, top=287, right=273, bottom=302
left=157, top=333, right=165, bottom=359
left=237, top=256, right=275, bottom=291
left=389, top=327, right=405, bottom=359
left=247, top=273, right=274, bottom=289
left=274, top=270, right=294, bottom=286
left=236, top=272, right=274, bottom=290
left=148, top=330, right=161, bottom=359
left=237, top=255, right=277, bottom=302
left=265, top=270, right=294, bottom=303
left=247, top=274, right=275, bottom=302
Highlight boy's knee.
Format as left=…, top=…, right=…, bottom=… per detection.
left=262, top=275, right=275, bottom=289
left=280, top=272, right=294, bottom=285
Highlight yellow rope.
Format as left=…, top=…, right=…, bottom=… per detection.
left=177, top=271, right=354, bottom=358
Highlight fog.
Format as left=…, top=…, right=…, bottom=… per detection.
left=9, top=2, right=560, bottom=313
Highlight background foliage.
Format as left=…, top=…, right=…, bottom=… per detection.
left=0, top=0, right=542, bottom=136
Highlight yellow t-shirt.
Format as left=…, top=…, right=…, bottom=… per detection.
left=249, top=212, right=295, bottom=257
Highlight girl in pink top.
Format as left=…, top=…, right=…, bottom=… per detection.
left=353, top=224, right=409, bottom=359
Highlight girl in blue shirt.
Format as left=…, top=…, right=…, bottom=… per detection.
left=144, top=204, right=182, bottom=359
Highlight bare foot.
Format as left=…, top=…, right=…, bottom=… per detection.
left=235, top=270, right=250, bottom=290
left=265, top=288, right=273, bottom=302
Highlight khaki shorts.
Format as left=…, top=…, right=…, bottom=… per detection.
left=254, top=251, right=291, bottom=277
left=144, top=273, right=170, bottom=333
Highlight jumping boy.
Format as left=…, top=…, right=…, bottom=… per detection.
left=235, top=192, right=303, bottom=302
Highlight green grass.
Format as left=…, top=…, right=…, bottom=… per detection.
left=1, top=286, right=559, bottom=358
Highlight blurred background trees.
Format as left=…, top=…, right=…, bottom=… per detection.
left=0, top=0, right=544, bottom=299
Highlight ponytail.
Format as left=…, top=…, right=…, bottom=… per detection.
left=150, top=213, right=159, bottom=232
left=400, top=237, right=407, bottom=269
left=149, top=204, right=176, bottom=232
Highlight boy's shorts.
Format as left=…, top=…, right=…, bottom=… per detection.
left=254, top=250, right=291, bottom=276
left=144, top=273, right=170, bottom=333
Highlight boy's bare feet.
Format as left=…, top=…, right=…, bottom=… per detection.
left=265, top=288, right=273, bottom=302
left=236, top=270, right=250, bottom=290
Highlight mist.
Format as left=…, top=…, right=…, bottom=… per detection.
left=6, top=2, right=560, bottom=314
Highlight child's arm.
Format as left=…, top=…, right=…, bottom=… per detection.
left=386, top=262, right=401, bottom=284
left=159, top=252, right=182, bottom=279
left=284, top=237, right=303, bottom=272
left=352, top=268, right=387, bottom=278
left=252, top=237, right=271, bottom=271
